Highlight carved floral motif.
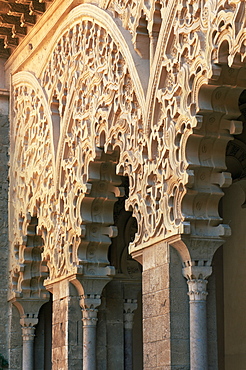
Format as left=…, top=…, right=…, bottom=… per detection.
left=10, top=1, right=246, bottom=291
left=10, top=77, right=55, bottom=299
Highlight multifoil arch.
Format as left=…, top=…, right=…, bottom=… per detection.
left=130, top=0, right=246, bottom=262
left=11, top=1, right=246, bottom=281
left=37, top=5, right=148, bottom=280
left=38, top=3, right=196, bottom=270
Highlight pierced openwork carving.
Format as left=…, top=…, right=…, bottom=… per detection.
left=10, top=1, right=246, bottom=291
left=136, top=0, right=246, bottom=261
left=104, top=0, right=162, bottom=62
left=10, top=75, right=55, bottom=301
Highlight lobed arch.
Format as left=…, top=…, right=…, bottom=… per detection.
left=125, top=0, right=246, bottom=263
left=25, top=5, right=147, bottom=282
left=11, top=0, right=246, bottom=285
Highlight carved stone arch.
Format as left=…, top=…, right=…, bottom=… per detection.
left=127, top=0, right=246, bottom=263
left=35, top=4, right=152, bottom=282
left=40, top=4, right=148, bottom=96
left=182, top=84, right=244, bottom=250
left=102, top=0, right=164, bottom=68
left=10, top=72, right=56, bottom=302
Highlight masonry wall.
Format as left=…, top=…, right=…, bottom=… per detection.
left=223, top=182, right=246, bottom=369
left=142, top=241, right=189, bottom=370
left=52, top=281, right=82, bottom=370
left=0, top=57, right=10, bottom=365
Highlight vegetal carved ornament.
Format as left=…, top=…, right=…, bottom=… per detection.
left=9, top=1, right=246, bottom=300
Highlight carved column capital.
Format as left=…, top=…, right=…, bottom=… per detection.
left=80, top=294, right=101, bottom=327
left=20, top=316, right=38, bottom=342
left=187, top=279, right=208, bottom=302
left=182, top=262, right=212, bottom=280
left=182, top=262, right=212, bottom=302
left=80, top=294, right=101, bottom=309
left=123, top=299, right=138, bottom=330
left=21, top=326, right=36, bottom=342
left=82, top=308, right=98, bottom=327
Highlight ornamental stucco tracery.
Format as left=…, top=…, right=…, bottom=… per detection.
left=131, top=0, right=246, bottom=260
left=9, top=1, right=246, bottom=297
left=10, top=73, right=55, bottom=301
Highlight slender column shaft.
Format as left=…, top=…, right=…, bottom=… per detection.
left=124, top=315, right=133, bottom=370
left=21, top=326, right=36, bottom=370
left=187, top=279, right=208, bottom=370
left=123, top=300, right=137, bottom=370
left=82, top=308, right=98, bottom=370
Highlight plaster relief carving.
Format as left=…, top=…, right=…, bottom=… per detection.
left=10, top=73, right=55, bottom=301
left=10, top=1, right=246, bottom=292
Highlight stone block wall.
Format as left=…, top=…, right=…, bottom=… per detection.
left=51, top=281, right=82, bottom=370
left=142, top=241, right=189, bottom=370
left=8, top=305, right=22, bottom=369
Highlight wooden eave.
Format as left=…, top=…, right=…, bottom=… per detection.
left=0, top=0, right=54, bottom=58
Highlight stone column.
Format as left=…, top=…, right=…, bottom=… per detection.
left=20, top=317, right=38, bottom=370
left=183, top=265, right=212, bottom=370
left=123, top=299, right=138, bottom=370
left=82, top=308, right=98, bottom=370
left=80, top=294, right=101, bottom=370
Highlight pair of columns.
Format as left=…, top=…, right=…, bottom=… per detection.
left=81, top=296, right=137, bottom=370
left=19, top=307, right=99, bottom=370
left=19, top=295, right=137, bottom=370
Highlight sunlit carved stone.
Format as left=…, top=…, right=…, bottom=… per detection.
left=4, top=0, right=246, bottom=369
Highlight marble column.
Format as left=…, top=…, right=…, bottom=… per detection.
left=183, top=265, right=212, bottom=370
left=123, top=299, right=137, bottom=370
left=188, top=278, right=208, bottom=369
left=82, top=308, right=98, bottom=370
left=80, top=295, right=101, bottom=370
left=20, top=317, right=38, bottom=370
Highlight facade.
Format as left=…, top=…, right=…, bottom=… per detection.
left=1, top=0, right=246, bottom=369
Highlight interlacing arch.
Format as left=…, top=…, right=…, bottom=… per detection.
left=8, top=2, right=246, bottom=370
left=133, top=0, right=246, bottom=262
left=10, top=0, right=246, bottom=292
